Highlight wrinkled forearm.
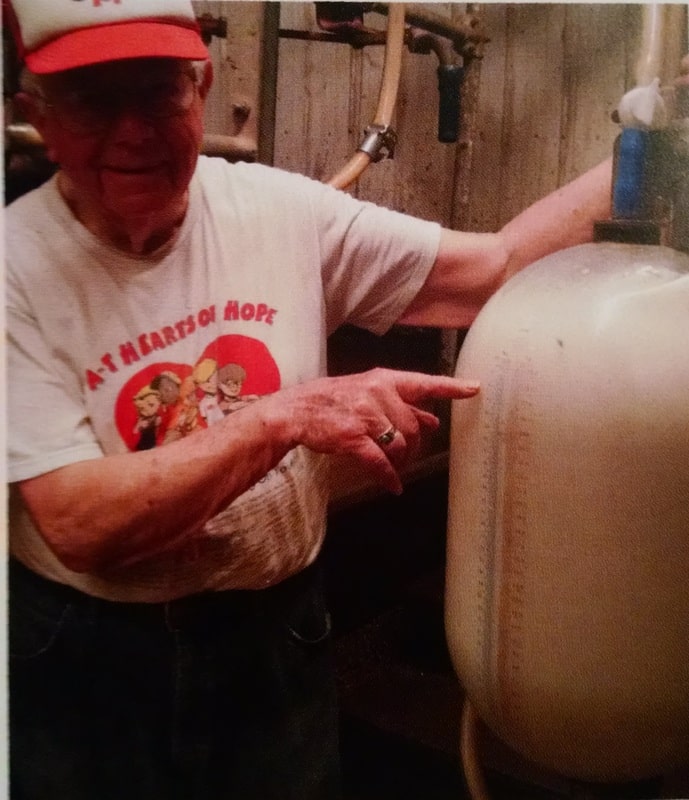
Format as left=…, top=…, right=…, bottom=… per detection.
left=499, top=158, right=612, bottom=281
left=18, top=397, right=295, bottom=573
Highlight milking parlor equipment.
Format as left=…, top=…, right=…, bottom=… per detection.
left=445, top=6, right=689, bottom=799
left=278, top=2, right=488, bottom=189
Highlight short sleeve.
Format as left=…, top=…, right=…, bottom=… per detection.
left=7, top=284, right=103, bottom=483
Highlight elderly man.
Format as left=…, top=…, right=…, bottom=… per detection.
left=4, top=0, right=612, bottom=797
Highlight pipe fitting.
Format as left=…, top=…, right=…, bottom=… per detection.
left=357, top=123, right=397, bottom=162
left=196, top=13, right=228, bottom=45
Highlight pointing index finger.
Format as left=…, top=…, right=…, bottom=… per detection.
left=393, top=371, right=480, bottom=403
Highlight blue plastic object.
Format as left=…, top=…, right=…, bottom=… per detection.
left=612, top=127, right=649, bottom=218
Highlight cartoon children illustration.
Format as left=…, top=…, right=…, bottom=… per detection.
left=163, top=374, right=205, bottom=443
left=217, top=362, right=259, bottom=415
left=192, top=357, right=225, bottom=426
left=149, top=370, right=181, bottom=437
left=150, top=370, right=182, bottom=408
left=128, top=358, right=262, bottom=451
left=132, top=384, right=162, bottom=451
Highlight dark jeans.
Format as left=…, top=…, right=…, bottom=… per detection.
left=9, top=557, right=342, bottom=800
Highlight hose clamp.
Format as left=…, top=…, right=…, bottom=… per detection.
left=357, top=123, right=397, bottom=162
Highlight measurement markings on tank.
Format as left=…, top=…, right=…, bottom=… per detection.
left=476, top=351, right=506, bottom=718
left=480, top=349, right=534, bottom=724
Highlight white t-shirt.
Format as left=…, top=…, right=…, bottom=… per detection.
left=6, top=157, right=440, bottom=601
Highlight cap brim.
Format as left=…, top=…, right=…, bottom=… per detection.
left=24, top=20, right=209, bottom=74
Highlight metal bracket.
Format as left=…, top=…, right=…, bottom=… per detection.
left=196, top=13, right=228, bottom=45
left=357, top=123, right=398, bottom=162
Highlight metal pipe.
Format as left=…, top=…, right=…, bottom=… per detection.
left=5, top=123, right=45, bottom=151
left=200, top=133, right=257, bottom=162
left=279, top=28, right=387, bottom=47
left=635, top=5, right=666, bottom=86
left=370, top=2, right=488, bottom=57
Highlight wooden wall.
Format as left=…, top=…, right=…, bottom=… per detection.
left=273, top=3, right=645, bottom=231
left=192, top=1, right=266, bottom=158
left=193, top=2, right=689, bottom=234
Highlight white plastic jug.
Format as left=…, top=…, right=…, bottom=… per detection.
left=446, top=242, right=689, bottom=782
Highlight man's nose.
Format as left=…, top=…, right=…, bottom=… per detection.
left=107, top=104, right=157, bottom=143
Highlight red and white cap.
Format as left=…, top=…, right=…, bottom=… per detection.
left=4, top=0, right=209, bottom=74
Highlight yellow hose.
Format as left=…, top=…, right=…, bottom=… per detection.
left=374, top=3, right=406, bottom=123
left=327, top=2, right=406, bottom=190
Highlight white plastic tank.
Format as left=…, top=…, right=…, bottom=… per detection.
left=446, top=241, right=689, bottom=782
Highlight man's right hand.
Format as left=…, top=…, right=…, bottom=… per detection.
left=264, top=367, right=480, bottom=494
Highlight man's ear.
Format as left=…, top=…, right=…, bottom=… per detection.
left=13, top=91, right=59, bottom=163
left=14, top=91, right=44, bottom=129
left=198, top=60, right=213, bottom=100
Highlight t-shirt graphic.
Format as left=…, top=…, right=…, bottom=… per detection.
left=114, top=334, right=280, bottom=451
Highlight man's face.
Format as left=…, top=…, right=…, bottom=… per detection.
left=29, top=58, right=209, bottom=223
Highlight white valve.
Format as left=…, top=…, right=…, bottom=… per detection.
left=617, top=77, right=668, bottom=129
